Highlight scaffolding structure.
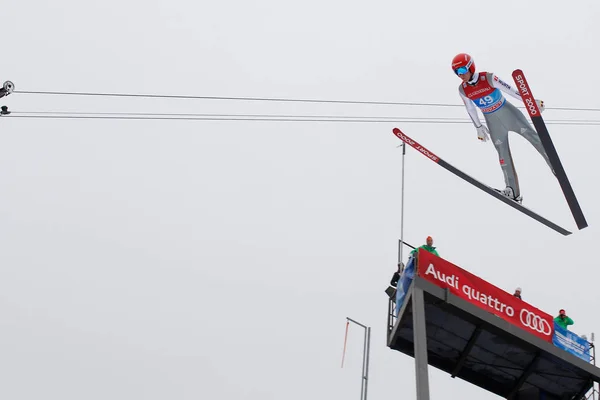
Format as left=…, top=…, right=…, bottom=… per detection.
left=387, top=140, right=600, bottom=400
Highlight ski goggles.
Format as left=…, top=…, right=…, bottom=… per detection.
left=454, top=66, right=469, bottom=75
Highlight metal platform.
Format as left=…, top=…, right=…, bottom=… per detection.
left=387, top=276, right=600, bottom=399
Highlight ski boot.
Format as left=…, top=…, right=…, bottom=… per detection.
left=1, top=105, right=10, bottom=115
left=495, top=186, right=523, bottom=204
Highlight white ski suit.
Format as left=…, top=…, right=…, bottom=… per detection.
left=458, top=72, right=553, bottom=199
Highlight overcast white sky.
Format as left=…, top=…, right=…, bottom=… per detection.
left=1, top=0, right=599, bottom=399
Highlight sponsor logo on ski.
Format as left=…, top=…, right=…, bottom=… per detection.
left=395, top=131, right=415, bottom=146
left=525, top=98, right=538, bottom=115
left=514, top=74, right=530, bottom=96
left=520, top=309, right=552, bottom=336
left=394, top=130, right=439, bottom=162
left=514, top=74, right=538, bottom=115
left=417, top=146, right=439, bottom=162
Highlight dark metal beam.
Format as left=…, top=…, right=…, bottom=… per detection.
left=506, top=353, right=540, bottom=399
left=572, top=378, right=593, bottom=400
left=451, top=325, right=482, bottom=378
left=412, top=285, right=430, bottom=400
left=400, top=239, right=416, bottom=250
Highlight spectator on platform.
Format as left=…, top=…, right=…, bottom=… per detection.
left=391, top=236, right=439, bottom=288
left=513, top=287, right=522, bottom=299
left=409, top=236, right=439, bottom=258
left=554, top=309, right=574, bottom=330
left=387, top=237, right=439, bottom=301
left=390, top=263, right=402, bottom=287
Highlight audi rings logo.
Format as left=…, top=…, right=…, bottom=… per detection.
left=520, top=309, right=552, bottom=336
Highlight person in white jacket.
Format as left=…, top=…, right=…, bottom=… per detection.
left=451, top=53, right=554, bottom=203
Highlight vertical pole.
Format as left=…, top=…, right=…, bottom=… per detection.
left=592, top=333, right=597, bottom=400
left=412, top=285, right=431, bottom=400
left=360, top=328, right=366, bottom=400
left=399, top=142, right=406, bottom=270
left=364, top=327, right=371, bottom=400
left=398, top=239, right=402, bottom=270
left=346, top=318, right=370, bottom=400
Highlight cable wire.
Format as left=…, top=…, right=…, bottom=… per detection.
left=11, top=111, right=600, bottom=124
left=2, top=115, right=479, bottom=123
left=14, top=90, right=462, bottom=107
left=11, top=111, right=468, bottom=120
left=5, top=112, right=600, bottom=126
left=13, top=89, right=600, bottom=112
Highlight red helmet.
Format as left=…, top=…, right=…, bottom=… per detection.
left=452, top=53, right=475, bottom=75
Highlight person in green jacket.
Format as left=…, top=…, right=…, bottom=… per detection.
left=554, top=309, right=574, bottom=330
left=410, top=236, right=439, bottom=257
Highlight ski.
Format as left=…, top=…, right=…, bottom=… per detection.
left=511, top=69, right=587, bottom=230
left=392, top=127, right=571, bottom=236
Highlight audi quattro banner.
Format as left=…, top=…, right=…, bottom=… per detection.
left=416, top=249, right=554, bottom=342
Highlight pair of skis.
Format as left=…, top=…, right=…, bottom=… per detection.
left=392, top=70, right=587, bottom=236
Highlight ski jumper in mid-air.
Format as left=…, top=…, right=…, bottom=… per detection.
left=451, top=53, right=553, bottom=203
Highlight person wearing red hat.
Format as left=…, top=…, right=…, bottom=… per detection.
left=391, top=236, right=439, bottom=285
left=390, top=236, right=440, bottom=314
left=409, top=236, right=439, bottom=257
left=451, top=53, right=555, bottom=204
left=554, top=309, right=574, bottom=330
